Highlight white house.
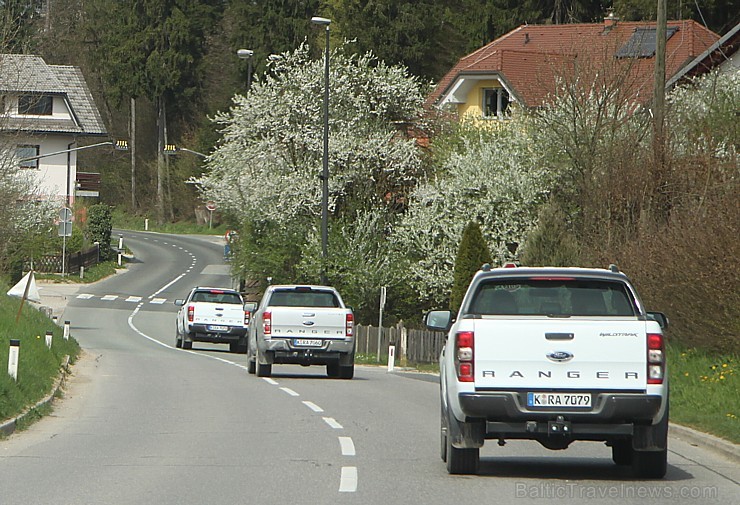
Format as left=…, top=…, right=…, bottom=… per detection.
left=0, top=54, right=107, bottom=205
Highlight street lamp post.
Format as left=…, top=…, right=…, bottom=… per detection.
left=237, top=48, right=254, bottom=91
left=311, top=16, right=330, bottom=285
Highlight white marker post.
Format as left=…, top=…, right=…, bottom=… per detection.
left=387, top=345, right=395, bottom=372
left=376, top=286, right=386, bottom=363
left=63, top=321, right=70, bottom=340
left=145, top=218, right=149, bottom=231
left=118, top=234, right=123, bottom=250
left=45, top=331, right=53, bottom=349
left=52, top=316, right=58, bottom=326
left=8, top=339, right=19, bottom=380
left=117, top=252, right=122, bottom=266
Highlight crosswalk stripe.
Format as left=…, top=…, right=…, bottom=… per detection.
left=125, top=296, right=142, bottom=302
left=76, top=294, right=94, bottom=299
left=101, top=295, right=118, bottom=301
left=150, top=298, right=166, bottom=304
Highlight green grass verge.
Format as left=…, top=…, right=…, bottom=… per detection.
left=112, top=208, right=230, bottom=235
left=667, top=343, right=739, bottom=443
left=0, top=293, right=80, bottom=424
left=35, top=261, right=119, bottom=284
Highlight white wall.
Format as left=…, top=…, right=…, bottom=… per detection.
left=16, top=134, right=77, bottom=205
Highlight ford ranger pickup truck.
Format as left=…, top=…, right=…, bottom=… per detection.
left=175, top=287, right=255, bottom=353
left=247, top=285, right=355, bottom=379
left=425, top=264, right=669, bottom=478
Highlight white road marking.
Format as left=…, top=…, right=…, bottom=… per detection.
left=76, top=294, right=94, bottom=299
left=125, top=296, right=142, bottom=303
left=339, top=467, right=358, bottom=492
left=280, top=387, right=299, bottom=397
left=149, top=298, right=166, bottom=304
left=323, top=417, right=343, bottom=429
left=338, top=437, right=355, bottom=456
left=302, top=401, right=324, bottom=413
left=262, top=378, right=279, bottom=385
left=101, top=295, right=118, bottom=301
left=151, top=273, right=186, bottom=297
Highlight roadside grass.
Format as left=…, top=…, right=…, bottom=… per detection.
left=0, top=293, right=80, bottom=426
left=112, top=208, right=229, bottom=235
left=668, top=343, right=739, bottom=443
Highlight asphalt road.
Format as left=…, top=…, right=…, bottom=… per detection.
left=1, top=231, right=737, bottom=504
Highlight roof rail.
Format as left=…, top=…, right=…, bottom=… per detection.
left=481, top=263, right=492, bottom=272
left=608, top=264, right=620, bottom=273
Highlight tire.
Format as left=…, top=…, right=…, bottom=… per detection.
left=632, top=448, right=667, bottom=478
left=246, top=343, right=256, bottom=374
left=182, top=341, right=192, bottom=350
left=326, top=363, right=339, bottom=378
left=338, top=364, right=354, bottom=380
left=612, top=440, right=633, bottom=465
left=175, top=331, right=182, bottom=349
left=229, top=342, right=239, bottom=353
left=446, top=434, right=479, bottom=475
left=255, top=348, right=271, bottom=377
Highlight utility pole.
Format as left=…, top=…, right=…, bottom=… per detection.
left=653, top=0, right=668, bottom=215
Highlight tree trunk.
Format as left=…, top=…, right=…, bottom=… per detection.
left=130, top=96, right=137, bottom=211
left=157, top=96, right=165, bottom=224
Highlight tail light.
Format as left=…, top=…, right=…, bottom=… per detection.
left=263, top=311, right=272, bottom=335
left=187, top=305, right=194, bottom=322
left=647, top=333, right=664, bottom=384
left=455, top=331, right=475, bottom=382
left=346, top=313, right=354, bottom=337
left=244, top=311, right=251, bottom=326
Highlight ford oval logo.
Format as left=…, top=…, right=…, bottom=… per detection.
left=302, top=321, right=315, bottom=326
left=547, top=351, right=574, bottom=362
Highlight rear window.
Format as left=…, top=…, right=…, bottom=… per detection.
left=269, top=289, right=340, bottom=308
left=191, top=290, right=242, bottom=304
left=468, top=278, right=635, bottom=316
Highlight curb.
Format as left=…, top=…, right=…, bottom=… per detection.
left=0, top=355, right=71, bottom=438
left=669, top=422, right=740, bottom=463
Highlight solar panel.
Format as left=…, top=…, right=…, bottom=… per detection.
left=616, top=26, right=678, bottom=58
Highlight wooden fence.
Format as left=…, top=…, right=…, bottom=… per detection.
left=355, top=322, right=446, bottom=365
left=25, top=246, right=100, bottom=274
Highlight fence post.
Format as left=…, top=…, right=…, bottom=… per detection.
left=8, top=339, right=20, bottom=381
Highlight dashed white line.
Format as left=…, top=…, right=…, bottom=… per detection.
left=338, top=437, right=355, bottom=456
left=302, top=401, right=324, bottom=413
left=339, top=467, right=358, bottom=492
left=280, top=387, right=299, bottom=397
left=323, top=417, right=343, bottom=429
left=262, top=378, right=279, bottom=385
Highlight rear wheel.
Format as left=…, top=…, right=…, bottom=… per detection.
left=338, top=364, right=354, bottom=380
left=246, top=342, right=256, bottom=374
left=632, top=448, right=667, bottom=478
left=255, top=348, right=272, bottom=377
left=326, top=363, right=339, bottom=378
left=182, top=341, right=192, bottom=350
left=175, top=331, right=182, bottom=349
left=440, top=406, right=448, bottom=462
left=446, top=434, right=479, bottom=475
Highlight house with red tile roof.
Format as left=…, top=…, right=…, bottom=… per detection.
left=427, top=15, right=720, bottom=121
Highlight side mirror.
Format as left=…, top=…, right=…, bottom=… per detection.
left=174, top=299, right=185, bottom=306
left=647, top=311, right=669, bottom=330
left=424, top=310, right=452, bottom=332
left=243, top=302, right=258, bottom=313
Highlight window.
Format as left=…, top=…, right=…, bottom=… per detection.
left=482, top=87, right=509, bottom=118
left=18, top=94, right=53, bottom=115
left=17, top=144, right=40, bottom=169
left=616, top=27, right=678, bottom=58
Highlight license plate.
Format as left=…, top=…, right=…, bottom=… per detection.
left=527, top=392, right=591, bottom=408
left=208, top=325, right=229, bottom=332
left=293, top=339, right=323, bottom=347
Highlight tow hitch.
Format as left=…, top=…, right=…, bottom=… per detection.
left=548, top=415, right=571, bottom=435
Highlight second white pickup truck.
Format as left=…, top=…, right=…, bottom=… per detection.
left=247, top=285, right=355, bottom=379
left=175, top=287, right=255, bottom=353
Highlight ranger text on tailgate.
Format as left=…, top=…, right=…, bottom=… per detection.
left=426, top=264, right=669, bottom=478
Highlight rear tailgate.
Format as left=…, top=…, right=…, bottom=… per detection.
left=472, top=318, right=647, bottom=391
left=270, top=307, right=349, bottom=339
left=193, top=302, right=245, bottom=328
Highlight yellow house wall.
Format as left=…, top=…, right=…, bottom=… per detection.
left=457, top=80, right=504, bottom=120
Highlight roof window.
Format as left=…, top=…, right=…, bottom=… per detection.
left=616, top=26, right=678, bottom=58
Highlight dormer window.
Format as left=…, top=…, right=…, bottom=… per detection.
left=18, top=94, right=53, bottom=115
left=482, top=87, right=509, bottom=119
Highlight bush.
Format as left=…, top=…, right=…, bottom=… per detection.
left=87, top=204, right=113, bottom=261
left=450, top=222, right=491, bottom=313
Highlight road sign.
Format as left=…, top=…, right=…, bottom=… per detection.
left=206, top=201, right=217, bottom=211
left=58, top=221, right=72, bottom=237
left=59, top=207, right=73, bottom=222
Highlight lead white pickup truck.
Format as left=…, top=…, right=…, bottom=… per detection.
left=175, top=287, right=255, bottom=353
left=247, top=285, right=355, bottom=379
left=426, top=264, right=669, bottom=478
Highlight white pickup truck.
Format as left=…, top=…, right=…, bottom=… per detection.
left=175, top=287, right=255, bottom=353
left=247, top=285, right=355, bottom=379
left=426, top=264, right=669, bottom=478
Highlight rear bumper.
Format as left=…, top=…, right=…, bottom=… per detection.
left=458, top=391, right=662, bottom=423
left=260, top=337, right=354, bottom=365
left=187, top=324, right=247, bottom=343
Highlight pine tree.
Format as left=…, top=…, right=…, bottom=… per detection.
left=450, top=221, right=492, bottom=313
